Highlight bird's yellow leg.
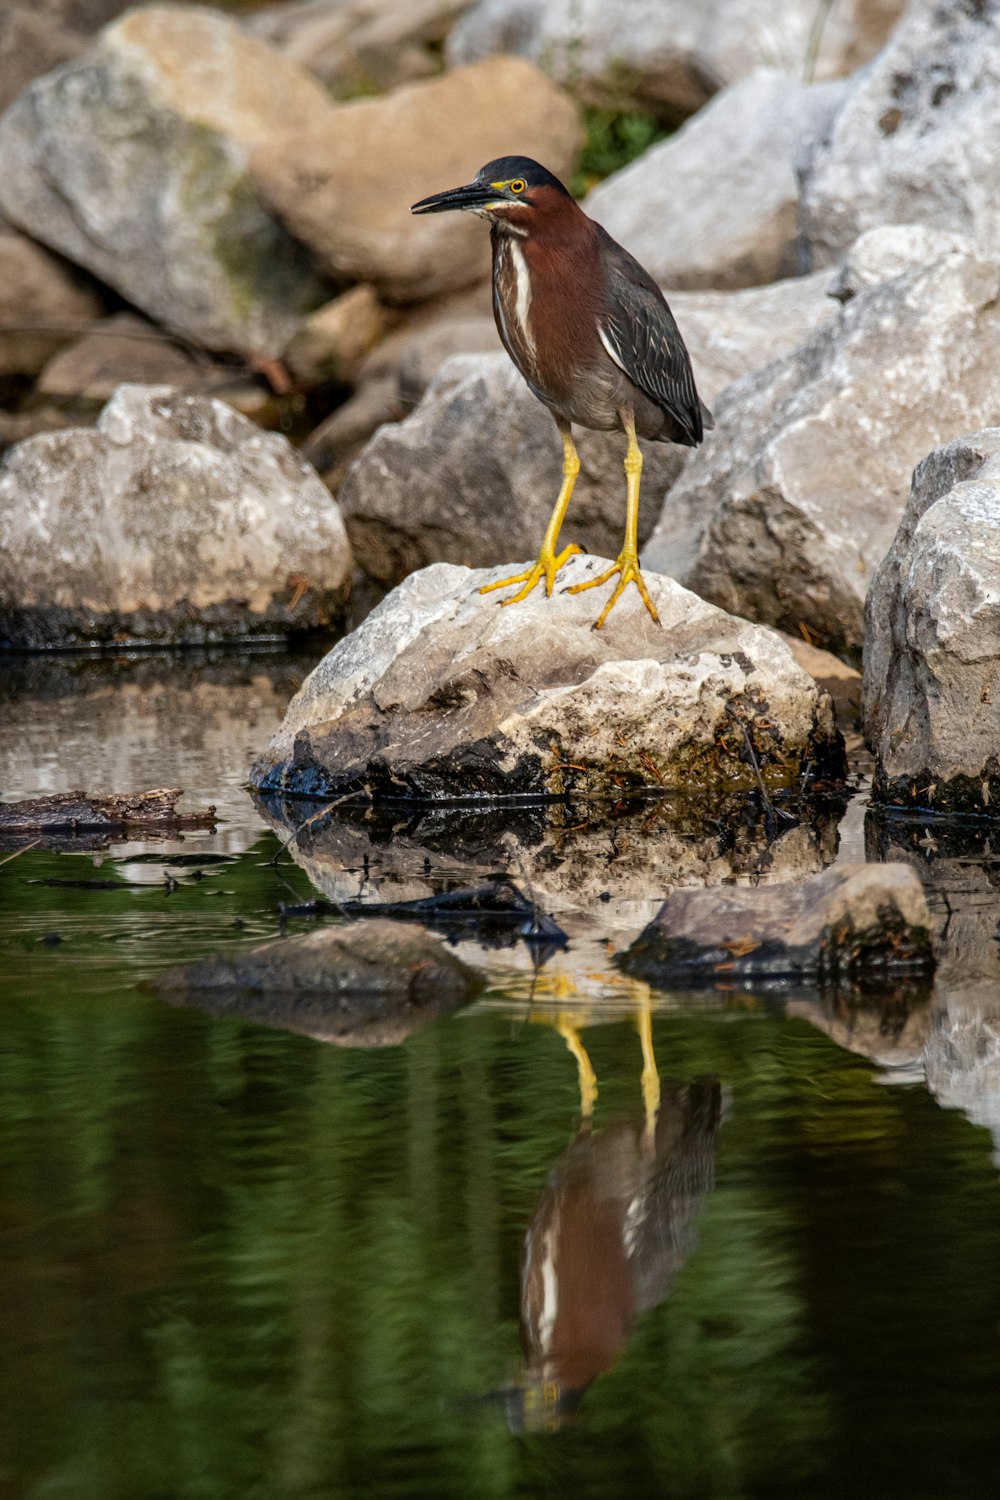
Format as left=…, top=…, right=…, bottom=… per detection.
left=636, top=997, right=660, bottom=1142
left=480, top=427, right=582, bottom=604
left=566, top=413, right=660, bottom=628
left=555, top=1011, right=598, bottom=1119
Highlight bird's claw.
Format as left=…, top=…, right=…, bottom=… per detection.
left=565, top=551, right=660, bottom=629
left=479, top=543, right=582, bottom=605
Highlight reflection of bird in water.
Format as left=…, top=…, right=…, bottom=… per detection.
left=513, top=1078, right=721, bottom=1430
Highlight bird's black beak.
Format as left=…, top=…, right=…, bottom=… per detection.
left=410, top=181, right=498, bottom=215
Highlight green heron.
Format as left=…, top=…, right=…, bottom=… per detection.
left=411, top=155, right=713, bottom=628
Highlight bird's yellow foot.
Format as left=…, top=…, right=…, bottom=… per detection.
left=479, top=543, right=582, bottom=605
left=565, top=549, right=660, bottom=629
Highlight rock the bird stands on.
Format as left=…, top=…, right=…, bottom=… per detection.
left=412, top=155, right=713, bottom=629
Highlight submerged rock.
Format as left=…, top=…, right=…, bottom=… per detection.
left=0, top=384, right=352, bottom=648
left=0, top=5, right=332, bottom=356
left=249, top=558, right=844, bottom=802
left=586, top=72, right=845, bottom=291
left=621, top=863, right=934, bottom=988
left=156, top=920, right=481, bottom=1047
left=643, top=236, right=1000, bottom=653
left=863, top=431, right=1000, bottom=817
left=250, top=57, right=581, bottom=303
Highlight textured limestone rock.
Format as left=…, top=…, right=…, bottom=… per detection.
left=447, top=0, right=905, bottom=122
left=800, top=0, right=1000, bottom=267
left=250, top=557, right=843, bottom=801
left=644, top=238, right=1000, bottom=653
left=0, top=5, right=333, bottom=356
left=863, top=431, right=1000, bottom=816
left=825, top=223, right=973, bottom=303
left=247, top=0, right=473, bottom=94
left=621, top=863, right=934, bottom=987
left=156, top=921, right=480, bottom=1047
left=0, top=223, right=103, bottom=378
left=586, top=72, right=845, bottom=290
left=0, top=384, right=352, bottom=648
left=250, top=57, right=582, bottom=303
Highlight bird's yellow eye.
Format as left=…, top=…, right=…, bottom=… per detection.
left=510, top=179, right=526, bottom=194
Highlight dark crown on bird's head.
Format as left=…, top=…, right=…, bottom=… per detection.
left=473, top=157, right=573, bottom=198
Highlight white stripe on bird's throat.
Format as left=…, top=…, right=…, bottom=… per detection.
left=497, top=236, right=538, bottom=370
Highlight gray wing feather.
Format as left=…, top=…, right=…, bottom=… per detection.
left=599, top=259, right=704, bottom=445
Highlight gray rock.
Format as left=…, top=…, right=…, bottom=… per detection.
left=337, top=354, right=685, bottom=587
left=0, top=222, right=103, bottom=378
left=249, top=557, right=844, bottom=801
left=0, top=8, right=82, bottom=116
left=826, top=223, right=973, bottom=303
left=0, top=5, right=333, bottom=357
left=620, top=863, right=934, bottom=987
left=250, top=57, right=582, bottom=304
left=586, top=71, right=846, bottom=290
left=156, top=920, right=480, bottom=1047
left=643, top=238, right=1000, bottom=654
left=0, top=384, right=352, bottom=648
left=35, top=312, right=212, bottom=402
left=800, top=0, right=1000, bottom=267
left=447, top=0, right=905, bottom=122
left=247, top=0, right=473, bottom=94
left=863, top=431, right=1000, bottom=816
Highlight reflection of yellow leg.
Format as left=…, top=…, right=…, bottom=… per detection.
left=566, top=409, right=659, bottom=629
left=637, top=999, right=660, bottom=1140
left=556, top=1013, right=598, bottom=1118
left=480, top=425, right=582, bottom=605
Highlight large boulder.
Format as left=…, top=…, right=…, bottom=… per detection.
left=247, top=0, right=473, bottom=95
left=447, top=0, right=905, bottom=123
left=0, top=5, right=333, bottom=357
left=249, top=557, right=843, bottom=801
left=643, top=235, right=1000, bottom=654
left=249, top=57, right=582, bottom=304
left=0, top=384, right=352, bottom=648
left=0, top=223, right=104, bottom=378
left=800, top=0, right=1000, bottom=267
left=335, top=271, right=838, bottom=586
left=863, top=431, right=1000, bottom=816
left=585, top=72, right=846, bottom=291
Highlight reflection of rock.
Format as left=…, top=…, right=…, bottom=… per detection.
left=621, top=864, right=934, bottom=989
left=0, top=385, right=352, bottom=648
left=0, top=5, right=331, bottom=356
left=643, top=236, right=1000, bottom=654
left=250, top=559, right=844, bottom=801
left=863, top=431, right=1000, bottom=816
left=784, top=983, right=933, bottom=1071
left=156, top=919, right=480, bottom=1046
left=586, top=73, right=845, bottom=291
left=924, top=999, right=1000, bottom=1165
left=516, top=1079, right=721, bottom=1424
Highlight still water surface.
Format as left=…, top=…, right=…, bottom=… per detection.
left=2, top=651, right=999, bottom=1500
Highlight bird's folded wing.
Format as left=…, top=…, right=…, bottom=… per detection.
left=598, top=262, right=703, bottom=445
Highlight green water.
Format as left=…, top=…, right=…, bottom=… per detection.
left=2, top=653, right=1000, bottom=1500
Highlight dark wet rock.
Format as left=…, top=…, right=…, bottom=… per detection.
left=0, top=223, right=104, bottom=379
left=0, top=6, right=332, bottom=357
left=621, top=863, right=934, bottom=989
left=250, top=558, right=843, bottom=802
left=0, top=786, right=215, bottom=849
left=586, top=72, right=845, bottom=291
left=0, top=384, right=352, bottom=649
left=338, top=876, right=567, bottom=953
left=643, top=237, right=1000, bottom=654
left=250, top=57, right=581, bottom=304
left=447, top=0, right=903, bottom=123
left=247, top=0, right=473, bottom=94
left=800, top=0, right=1000, bottom=269
left=863, top=430, right=1000, bottom=817
left=35, top=313, right=214, bottom=403
left=156, top=920, right=481, bottom=1047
